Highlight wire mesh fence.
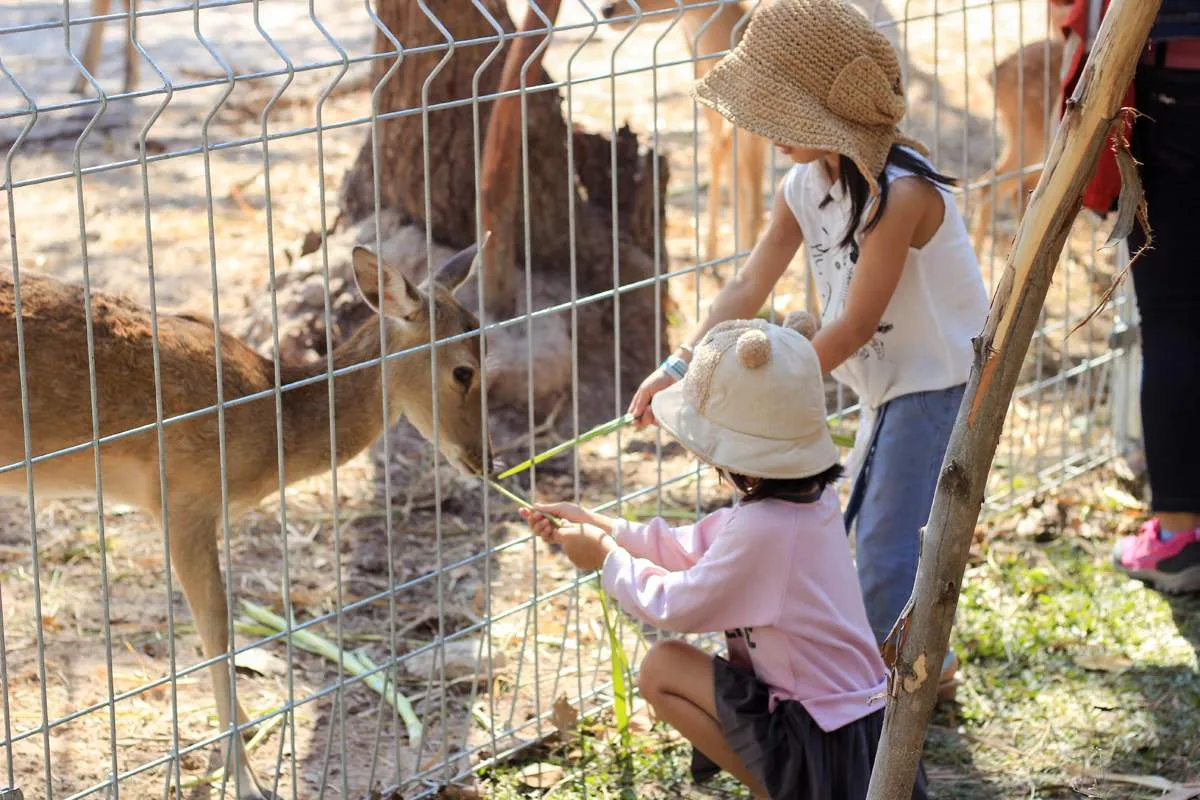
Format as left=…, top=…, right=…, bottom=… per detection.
left=0, top=0, right=1131, bottom=797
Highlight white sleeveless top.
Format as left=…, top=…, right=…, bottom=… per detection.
left=781, top=151, right=988, bottom=476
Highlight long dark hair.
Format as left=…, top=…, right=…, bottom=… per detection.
left=718, top=464, right=845, bottom=505
left=820, top=144, right=957, bottom=260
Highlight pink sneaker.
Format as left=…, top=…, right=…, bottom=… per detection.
left=1113, top=519, right=1200, bottom=594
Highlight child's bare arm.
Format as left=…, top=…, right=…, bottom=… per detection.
left=810, top=176, right=939, bottom=372
left=628, top=180, right=802, bottom=425
left=678, top=181, right=804, bottom=352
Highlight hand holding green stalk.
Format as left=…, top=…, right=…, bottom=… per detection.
left=494, top=481, right=634, bottom=737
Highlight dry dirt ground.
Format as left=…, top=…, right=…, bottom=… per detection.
left=0, top=0, right=1130, bottom=797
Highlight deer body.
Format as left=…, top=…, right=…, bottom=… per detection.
left=971, top=38, right=1065, bottom=256
left=0, top=244, right=487, bottom=799
left=603, top=0, right=767, bottom=263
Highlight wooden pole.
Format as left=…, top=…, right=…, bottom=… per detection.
left=865, top=1, right=1160, bottom=797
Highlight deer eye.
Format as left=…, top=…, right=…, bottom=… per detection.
left=453, top=366, right=475, bottom=389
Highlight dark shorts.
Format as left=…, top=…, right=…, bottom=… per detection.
left=691, top=657, right=929, bottom=800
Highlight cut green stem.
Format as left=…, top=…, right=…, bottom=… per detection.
left=486, top=478, right=561, bottom=528
left=495, top=413, right=636, bottom=479
left=238, top=601, right=423, bottom=745
left=496, top=411, right=854, bottom=483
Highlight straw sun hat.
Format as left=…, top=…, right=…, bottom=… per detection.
left=691, top=0, right=927, bottom=196
left=650, top=313, right=839, bottom=480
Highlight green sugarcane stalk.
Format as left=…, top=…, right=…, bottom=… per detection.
left=238, top=601, right=423, bottom=745
left=495, top=414, right=636, bottom=480
left=496, top=413, right=855, bottom=483
left=355, top=648, right=424, bottom=729
left=487, top=479, right=562, bottom=528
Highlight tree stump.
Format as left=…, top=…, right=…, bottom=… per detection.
left=335, top=0, right=671, bottom=435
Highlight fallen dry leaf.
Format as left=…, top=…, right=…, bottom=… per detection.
left=628, top=705, right=654, bottom=734
left=551, top=694, right=579, bottom=735
left=1074, top=654, right=1133, bottom=673
left=517, top=762, right=564, bottom=789
left=234, top=646, right=289, bottom=678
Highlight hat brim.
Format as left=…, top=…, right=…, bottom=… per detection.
left=651, top=381, right=840, bottom=480
left=691, top=54, right=927, bottom=195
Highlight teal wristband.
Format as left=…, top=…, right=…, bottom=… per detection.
left=662, top=355, right=688, bottom=381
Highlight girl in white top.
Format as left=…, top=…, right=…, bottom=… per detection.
left=628, top=0, right=989, bottom=695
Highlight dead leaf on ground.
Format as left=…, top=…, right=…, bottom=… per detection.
left=1074, top=654, right=1133, bottom=673
left=628, top=705, right=654, bottom=734
left=234, top=646, right=289, bottom=678
left=517, top=762, right=564, bottom=789
left=1103, top=486, right=1146, bottom=511
left=551, top=694, right=579, bottom=735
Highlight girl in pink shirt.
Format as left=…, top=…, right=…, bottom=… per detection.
left=521, top=314, right=927, bottom=800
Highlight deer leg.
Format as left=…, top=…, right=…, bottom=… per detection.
left=75, top=0, right=112, bottom=94
left=121, top=0, right=138, bottom=92
left=970, top=170, right=995, bottom=258
left=167, top=505, right=273, bottom=800
left=735, top=133, right=766, bottom=254
left=705, top=124, right=730, bottom=265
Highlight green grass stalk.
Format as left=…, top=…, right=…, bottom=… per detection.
left=495, top=414, right=637, bottom=480
left=496, top=413, right=855, bottom=483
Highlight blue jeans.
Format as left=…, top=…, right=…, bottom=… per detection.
left=844, top=384, right=967, bottom=645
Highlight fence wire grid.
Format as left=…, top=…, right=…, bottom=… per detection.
left=0, top=0, right=1134, bottom=797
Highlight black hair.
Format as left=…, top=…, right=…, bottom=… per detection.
left=718, top=464, right=845, bottom=505
left=819, top=144, right=957, bottom=261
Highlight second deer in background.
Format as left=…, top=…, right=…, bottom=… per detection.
left=602, top=0, right=768, bottom=265
left=971, top=38, right=1065, bottom=257
left=73, top=0, right=138, bottom=94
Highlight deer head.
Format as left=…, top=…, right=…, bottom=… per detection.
left=350, top=242, right=492, bottom=477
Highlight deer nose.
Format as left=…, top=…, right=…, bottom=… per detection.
left=600, top=2, right=617, bottom=19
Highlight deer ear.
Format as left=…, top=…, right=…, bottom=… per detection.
left=352, top=245, right=423, bottom=319
left=434, top=244, right=479, bottom=294
left=434, top=231, right=490, bottom=294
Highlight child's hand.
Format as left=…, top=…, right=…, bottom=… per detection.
left=549, top=524, right=617, bottom=572
left=519, top=509, right=616, bottom=571
left=519, top=507, right=559, bottom=540
left=627, top=368, right=675, bottom=428
left=530, top=501, right=591, bottom=526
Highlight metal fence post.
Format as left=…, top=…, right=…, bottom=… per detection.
left=1109, top=237, right=1145, bottom=482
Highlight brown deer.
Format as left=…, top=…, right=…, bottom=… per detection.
left=73, top=0, right=138, bottom=94
left=970, top=38, right=1065, bottom=256
left=0, top=243, right=490, bottom=799
left=601, top=0, right=768, bottom=264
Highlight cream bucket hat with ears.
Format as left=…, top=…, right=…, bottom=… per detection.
left=651, top=312, right=839, bottom=480
left=691, top=0, right=927, bottom=196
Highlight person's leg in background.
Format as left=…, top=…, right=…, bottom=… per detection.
left=845, top=384, right=967, bottom=698
left=1113, top=64, right=1200, bottom=593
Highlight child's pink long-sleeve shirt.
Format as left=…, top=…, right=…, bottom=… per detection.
left=600, top=489, right=889, bottom=732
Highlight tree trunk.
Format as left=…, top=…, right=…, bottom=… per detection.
left=865, top=2, right=1160, bottom=798
left=337, top=0, right=670, bottom=429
